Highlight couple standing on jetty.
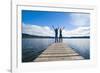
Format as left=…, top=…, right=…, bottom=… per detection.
left=52, top=26, right=64, bottom=43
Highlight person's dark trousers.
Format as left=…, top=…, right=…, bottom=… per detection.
left=55, top=37, right=58, bottom=43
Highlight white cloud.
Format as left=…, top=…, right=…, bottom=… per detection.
left=69, top=13, right=90, bottom=27
left=22, top=23, right=54, bottom=36
left=22, top=23, right=90, bottom=37
left=62, top=27, right=90, bottom=37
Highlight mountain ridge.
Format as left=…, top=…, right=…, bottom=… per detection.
left=22, top=33, right=90, bottom=38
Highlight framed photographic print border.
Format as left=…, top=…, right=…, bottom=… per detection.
left=11, top=3, right=97, bottom=73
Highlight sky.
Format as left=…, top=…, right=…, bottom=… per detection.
left=22, top=10, right=90, bottom=37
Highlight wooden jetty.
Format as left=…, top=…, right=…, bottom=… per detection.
left=34, top=43, right=84, bottom=62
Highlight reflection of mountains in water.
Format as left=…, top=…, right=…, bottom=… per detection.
left=22, top=33, right=90, bottom=38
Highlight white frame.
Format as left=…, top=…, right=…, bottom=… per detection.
left=11, top=2, right=97, bottom=73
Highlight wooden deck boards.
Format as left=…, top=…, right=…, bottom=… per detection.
left=34, top=43, right=84, bottom=62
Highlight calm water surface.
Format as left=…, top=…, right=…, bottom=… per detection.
left=22, top=38, right=90, bottom=62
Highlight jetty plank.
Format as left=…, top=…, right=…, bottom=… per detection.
left=34, top=43, right=84, bottom=62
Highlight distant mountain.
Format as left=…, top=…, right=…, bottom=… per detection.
left=22, top=33, right=90, bottom=38
left=63, top=36, right=90, bottom=38
left=22, top=33, right=54, bottom=38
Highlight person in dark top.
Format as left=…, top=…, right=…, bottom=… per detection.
left=59, top=27, right=64, bottom=43
left=52, top=26, right=59, bottom=43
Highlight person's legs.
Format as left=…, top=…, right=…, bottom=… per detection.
left=55, top=37, right=58, bottom=43
left=61, top=37, right=63, bottom=42
left=58, top=37, right=60, bottom=43
left=61, top=38, right=62, bottom=42
left=57, top=37, right=58, bottom=42
left=60, top=37, right=61, bottom=43
left=55, top=37, right=56, bottom=43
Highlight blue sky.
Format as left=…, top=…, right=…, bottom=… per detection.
left=22, top=10, right=90, bottom=37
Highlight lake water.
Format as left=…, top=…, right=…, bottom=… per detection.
left=22, top=38, right=90, bottom=62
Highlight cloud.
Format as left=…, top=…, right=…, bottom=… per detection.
left=69, top=13, right=90, bottom=27
left=62, top=27, right=90, bottom=37
left=22, top=23, right=54, bottom=36
left=22, top=23, right=90, bottom=37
